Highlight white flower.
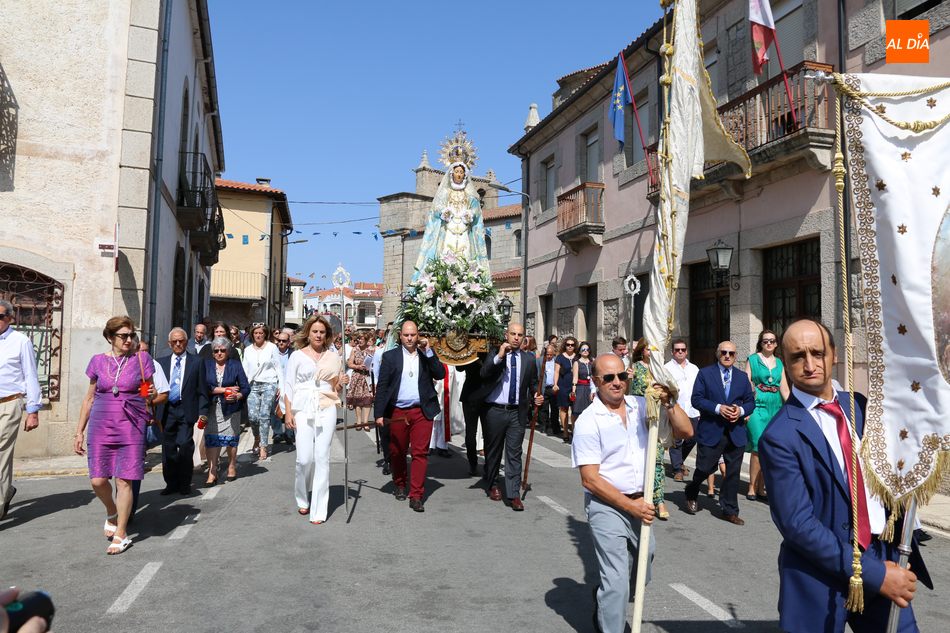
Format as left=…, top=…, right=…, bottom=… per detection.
left=443, top=251, right=459, bottom=265
left=468, top=282, right=482, bottom=293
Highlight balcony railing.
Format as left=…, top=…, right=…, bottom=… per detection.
left=556, top=181, right=605, bottom=250
left=646, top=60, right=834, bottom=196
left=210, top=269, right=267, bottom=300
left=192, top=203, right=227, bottom=266
left=177, top=152, right=215, bottom=230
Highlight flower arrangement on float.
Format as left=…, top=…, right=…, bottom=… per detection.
left=399, top=251, right=504, bottom=343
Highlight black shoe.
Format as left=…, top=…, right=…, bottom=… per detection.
left=394, top=486, right=407, bottom=501
left=178, top=486, right=192, bottom=495
left=468, top=465, right=478, bottom=477
left=409, top=498, right=425, bottom=512
left=159, top=486, right=176, bottom=496
left=1, top=486, right=16, bottom=520
left=437, top=448, right=452, bottom=458
left=916, top=528, right=933, bottom=543
left=382, top=463, right=391, bottom=476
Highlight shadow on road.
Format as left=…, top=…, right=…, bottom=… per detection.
left=0, top=488, right=95, bottom=531
left=545, top=513, right=598, bottom=632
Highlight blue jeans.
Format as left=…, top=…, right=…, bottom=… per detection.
left=247, top=382, right=278, bottom=449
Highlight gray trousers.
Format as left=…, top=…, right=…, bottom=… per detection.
left=482, top=405, right=526, bottom=499
left=586, top=494, right=655, bottom=633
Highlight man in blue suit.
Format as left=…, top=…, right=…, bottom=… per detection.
left=684, top=340, right=755, bottom=524
left=759, top=319, right=927, bottom=632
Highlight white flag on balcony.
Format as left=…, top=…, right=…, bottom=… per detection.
left=840, top=72, right=950, bottom=509
left=642, top=0, right=751, bottom=407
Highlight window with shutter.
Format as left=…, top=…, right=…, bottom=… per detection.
left=764, top=0, right=805, bottom=79
left=625, top=92, right=650, bottom=165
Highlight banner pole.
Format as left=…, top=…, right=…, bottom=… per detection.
left=886, top=498, right=918, bottom=633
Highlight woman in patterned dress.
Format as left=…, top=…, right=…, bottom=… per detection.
left=629, top=338, right=670, bottom=520
left=202, top=337, right=250, bottom=485
left=346, top=331, right=374, bottom=430
left=73, top=316, right=154, bottom=555
left=744, top=329, right=789, bottom=500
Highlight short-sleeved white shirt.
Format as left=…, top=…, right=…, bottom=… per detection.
left=571, top=394, right=649, bottom=495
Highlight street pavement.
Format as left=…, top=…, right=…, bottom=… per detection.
left=3, top=427, right=950, bottom=633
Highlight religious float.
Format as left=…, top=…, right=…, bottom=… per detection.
left=395, top=130, right=511, bottom=365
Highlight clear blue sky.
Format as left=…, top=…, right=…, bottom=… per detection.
left=210, top=1, right=663, bottom=288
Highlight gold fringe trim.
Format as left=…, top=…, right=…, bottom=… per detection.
left=862, top=442, right=950, bottom=526
left=845, top=550, right=864, bottom=613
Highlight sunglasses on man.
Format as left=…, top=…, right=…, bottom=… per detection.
left=673, top=347, right=687, bottom=352
left=719, top=350, right=737, bottom=357
left=596, top=371, right=630, bottom=383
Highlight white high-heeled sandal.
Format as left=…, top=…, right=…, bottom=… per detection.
left=104, top=513, right=118, bottom=539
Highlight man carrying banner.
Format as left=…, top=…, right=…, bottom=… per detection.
left=759, top=318, right=930, bottom=633
left=572, top=352, right=693, bottom=633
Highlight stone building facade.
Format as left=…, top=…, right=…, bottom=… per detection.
left=0, top=0, right=226, bottom=457
left=378, top=149, right=525, bottom=326
left=510, top=0, right=949, bottom=370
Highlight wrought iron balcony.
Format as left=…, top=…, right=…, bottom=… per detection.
left=556, top=181, right=605, bottom=251
left=177, top=152, right=216, bottom=230
left=647, top=60, right=835, bottom=198
left=192, top=202, right=227, bottom=266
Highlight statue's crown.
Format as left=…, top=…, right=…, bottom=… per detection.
left=439, top=130, right=478, bottom=171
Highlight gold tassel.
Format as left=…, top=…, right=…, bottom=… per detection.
left=845, top=548, right=865, bottom=613
left=880, top=509, right=899, bottom=543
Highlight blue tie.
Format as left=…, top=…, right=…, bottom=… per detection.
left=722, top=367, right=731, bottom=400
left=508, top=352, right=518, bottom=405
left=170, top=355, right=182, bottom=403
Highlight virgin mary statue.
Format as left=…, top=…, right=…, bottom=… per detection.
left=409, top=131, right=490, bottom=284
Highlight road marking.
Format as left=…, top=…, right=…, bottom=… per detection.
left=537, top=495, right=572, bottom=517
left=523, top=441, right=572, bottom=468
left=106, top=562, right=162, bottom=614
left=201, top=486, right=221, bottom=500
left=669, top=583, right=744, bottom=629
left=168, top=514, right=199, bottom=540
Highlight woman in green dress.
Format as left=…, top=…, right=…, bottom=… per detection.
left=628, top=338, right=670, bottom=520
left=744, top=329, right=789, bottom=500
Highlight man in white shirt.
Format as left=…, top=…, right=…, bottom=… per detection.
left=188, top=322, right=210, bottom=359
left=0, top=300, right=41, bottom=520
left=572, top=353, right=693, bottom=633
left=272, top=328, right=295, bottom=444
left=663, top=338, right=700, bottom=481
left=612, top=336, right=630, bottom=371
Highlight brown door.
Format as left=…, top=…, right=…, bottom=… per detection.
left=690, top=263, right=730, bottom=368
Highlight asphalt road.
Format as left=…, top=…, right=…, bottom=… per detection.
left=2, top=427, right=948, bottom=633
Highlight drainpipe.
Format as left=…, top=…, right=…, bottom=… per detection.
left=146, top=0, right=173, bottom=351
left=519, top=151, right=530, bottom=325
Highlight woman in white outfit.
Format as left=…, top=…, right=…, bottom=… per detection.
left=283, top=315, right=347, bottom=524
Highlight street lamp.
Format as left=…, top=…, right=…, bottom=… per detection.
left=499, top=295, right=513, bottom=326
left=706, top=239, right=739, bottom=289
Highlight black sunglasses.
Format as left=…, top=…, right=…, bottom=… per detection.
left=673, top=347, right=687, bottom=352
left=0, top=313, right=11, bottom=320
left=719, top=350, right=737, bottom=357
left=597, top=371, right=630, bottom=383
left=213, top=348, right=228, bottom=354
left=114, top=332, right=135, bottom=340
left=277, top=338, right=290, bottom=343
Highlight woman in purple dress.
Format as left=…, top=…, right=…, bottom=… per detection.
left=73, top=316, right=154, bottom=555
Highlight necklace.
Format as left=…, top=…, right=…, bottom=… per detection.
left=110, top=352, right=128, bottom=396
left=406, top=350, right=419, bottom=377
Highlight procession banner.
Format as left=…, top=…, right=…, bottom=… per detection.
left=642, top=0, right=751, bottom=402
left=840, top=73, right=950, bottom=507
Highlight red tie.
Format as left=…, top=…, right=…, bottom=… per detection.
left=817, top=401, right=871, bottom=550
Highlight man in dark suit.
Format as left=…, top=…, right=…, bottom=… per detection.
left=759, top=319, right=928, bottom=633
left=374, top=320, right=446, bottom=512
left=188, top=322, right=211, bottom=359
left=478, top=323, right=544, bottom=511
left=684, top=340, right=755, bottom=525
left=458, top=356, right=485, bottom=477
left=155, top=327, right=209, bottom=495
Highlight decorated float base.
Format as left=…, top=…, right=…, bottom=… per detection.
left=426, top=329, right=492, bottom=366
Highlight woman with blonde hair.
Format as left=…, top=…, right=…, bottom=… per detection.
left=284, top=315, right=348, bottom=524
left=74, top=316, right=154, bottom=555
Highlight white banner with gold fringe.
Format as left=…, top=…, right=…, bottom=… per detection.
left=840, top=72, right=950, bottom=508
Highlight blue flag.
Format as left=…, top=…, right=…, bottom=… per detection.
left=609, top=53, right=633, bottom=148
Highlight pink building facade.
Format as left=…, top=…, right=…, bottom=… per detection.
left=510, top=0, right=949, bottom=377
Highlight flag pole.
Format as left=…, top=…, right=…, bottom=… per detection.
left=620, top=52, right=655, bottom=185
left=770, top=35, right=799, bottom=129
left=886, top=498, right=918, bottom=633
left=333, top=264, right=352, bottom=516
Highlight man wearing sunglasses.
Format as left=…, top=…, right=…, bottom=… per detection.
left=572, top=352, right=693, bottom=633
left=0, top=300, right=42, bottom=521
left=683, top=340, right=755, bottom=525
